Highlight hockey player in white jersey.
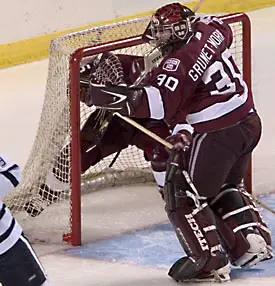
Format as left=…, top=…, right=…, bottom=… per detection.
left=0, top=153, right=50, bottom=286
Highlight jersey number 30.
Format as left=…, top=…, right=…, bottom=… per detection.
left=202, top=49, right=245, bottom=96
left=156, top=74, right=179, bottom=92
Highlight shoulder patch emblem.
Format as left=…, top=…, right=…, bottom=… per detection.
left=163, top=58, right=180, bottom=72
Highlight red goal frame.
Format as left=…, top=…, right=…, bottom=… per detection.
left=68, top=13, right=252, bottom=246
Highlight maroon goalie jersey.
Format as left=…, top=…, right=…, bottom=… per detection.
left=135, top=16, right=254, bottom=133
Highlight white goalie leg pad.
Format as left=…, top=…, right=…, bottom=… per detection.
left=24, top=168, right=68, bottom=217
left=152, top=170, right=166, bottom=188
left=45, top=169, right=69, bottom=192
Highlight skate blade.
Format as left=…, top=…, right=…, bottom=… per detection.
left=241, top=249, right=272, bottom=269
left=179, top=263, right=231, bottom=283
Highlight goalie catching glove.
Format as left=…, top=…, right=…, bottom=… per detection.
left=80, top=51, right=150, bottom=118
left=80, top=51, right=139, bottom=109
left=80, top=52, right=125, bottom=86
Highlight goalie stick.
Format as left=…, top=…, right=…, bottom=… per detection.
left=193, top=0, right=206, bottom=12
left=251, top=196, right=275, bottom=215
left=114, top=112, right=275, bottom=216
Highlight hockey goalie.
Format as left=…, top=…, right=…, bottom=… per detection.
left=59, top=2, right=273, bottom=282
left=24, top=51, right=170, bottom=217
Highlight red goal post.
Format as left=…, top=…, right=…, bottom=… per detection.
left=4, top=12, right=252, bottom=246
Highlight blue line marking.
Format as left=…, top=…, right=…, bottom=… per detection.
left=65, top=193, right=275, bottom=278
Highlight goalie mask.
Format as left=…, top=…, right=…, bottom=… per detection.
left=142, top=3, right=195, bottom=48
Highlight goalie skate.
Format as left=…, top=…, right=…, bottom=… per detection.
left=168, top=256, right=231, bottom=283
left=233, top=232, right=273, bottom=269
left=179, top=265, right=231, bottom=283
left=24, top=184, right=60, bottom=217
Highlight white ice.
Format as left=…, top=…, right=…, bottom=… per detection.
left=0, top=6, right=275, bottom=286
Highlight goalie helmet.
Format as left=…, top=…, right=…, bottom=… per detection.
left=142, top=3, right=195, bottom=48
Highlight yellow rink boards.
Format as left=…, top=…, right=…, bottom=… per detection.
left=0, top=0, right=275, bottom=68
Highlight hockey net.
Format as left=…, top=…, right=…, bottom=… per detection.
left=3, top=13, right=251, bottom=245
